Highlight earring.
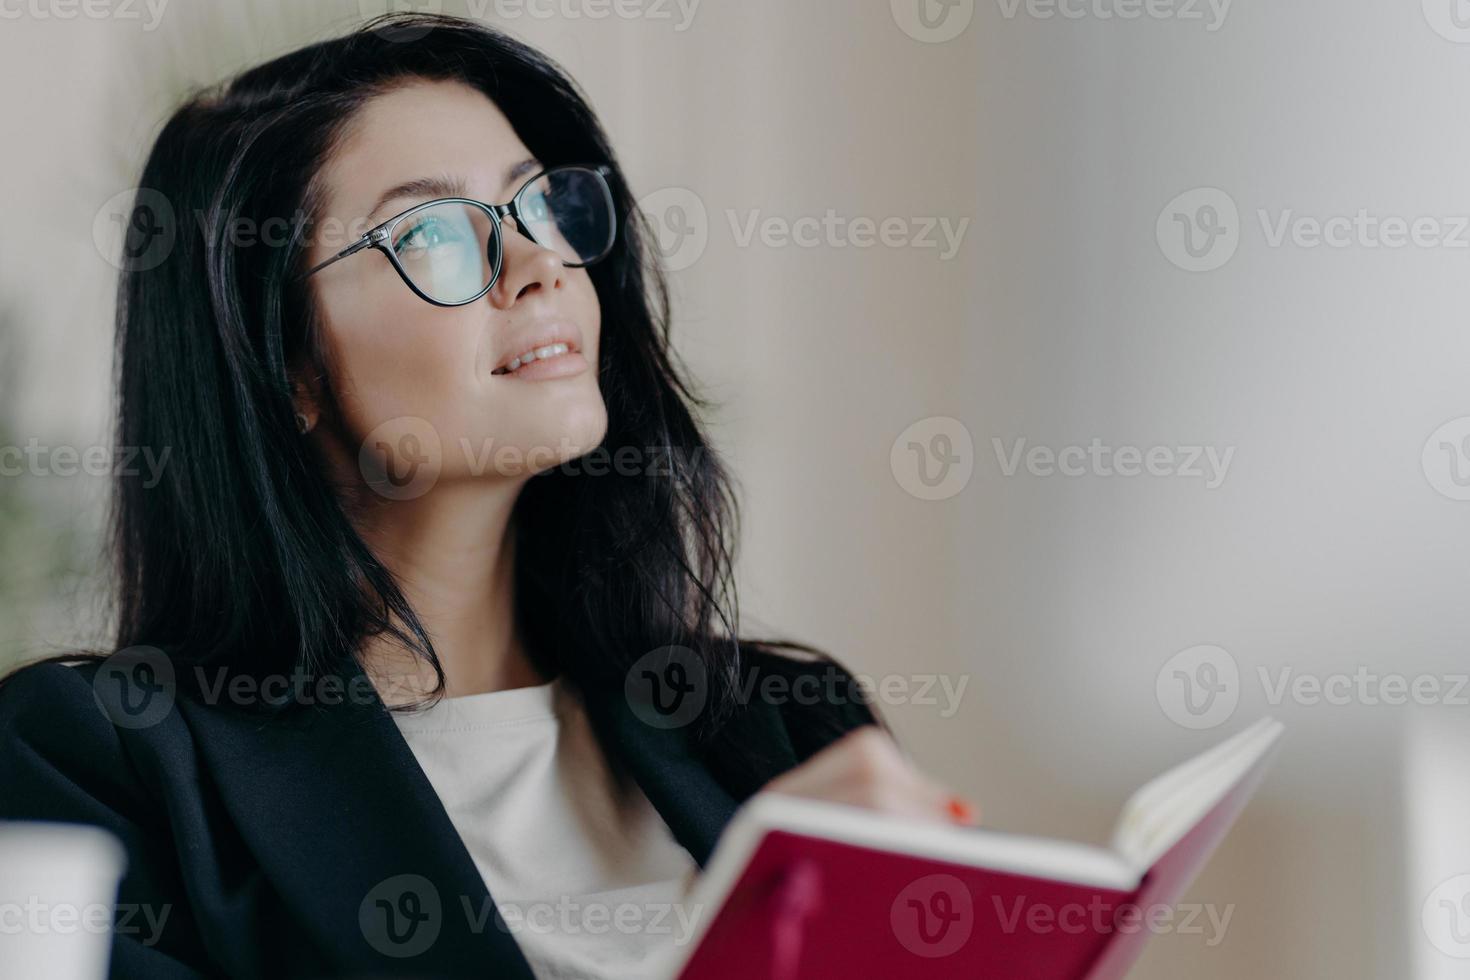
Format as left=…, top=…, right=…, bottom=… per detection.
left=295, top=412, right=315, bottom=434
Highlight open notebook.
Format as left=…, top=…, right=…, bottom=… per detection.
left=652, top=717, right=1283, bottom=980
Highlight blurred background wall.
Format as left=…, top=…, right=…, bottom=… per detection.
left=2, top=0, right=1468, bottom=976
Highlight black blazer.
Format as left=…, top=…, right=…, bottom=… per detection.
left=0, top=651, right=876, bottom=979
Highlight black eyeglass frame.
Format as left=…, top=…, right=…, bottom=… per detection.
left=299, top=163, right=617, bottom=308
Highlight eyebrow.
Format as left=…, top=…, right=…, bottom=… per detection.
left=365, top=157, right=542, bottom=225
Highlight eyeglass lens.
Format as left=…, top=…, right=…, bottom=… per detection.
left=388, top=167, right=615, bottom=304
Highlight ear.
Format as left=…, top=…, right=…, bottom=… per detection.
left=288, top=355, right=326, bottom=433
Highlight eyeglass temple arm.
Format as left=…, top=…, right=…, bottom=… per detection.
left=299, top=233, right=379, bottom=281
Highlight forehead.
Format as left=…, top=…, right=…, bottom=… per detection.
left=321, top=78, right=532, bottom=217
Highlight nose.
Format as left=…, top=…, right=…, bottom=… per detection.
left=488, top=216, right=566, bottom=309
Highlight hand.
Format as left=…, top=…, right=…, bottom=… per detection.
left=761, top=725, right=981, bottom=826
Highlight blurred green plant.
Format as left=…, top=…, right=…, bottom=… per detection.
left=0, top=306, right=96, bottom=670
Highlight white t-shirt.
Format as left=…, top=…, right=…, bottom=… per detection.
left=390, top=676, right=703, bottom=980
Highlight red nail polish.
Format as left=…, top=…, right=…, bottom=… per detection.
left=946, top=796, right=975, bottom=824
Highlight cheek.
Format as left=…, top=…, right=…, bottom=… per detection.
left=312, top=265, right=606, bottom=468
left=570, top=271, right=603, bottom=362
left=320, top=294, right=480, bottom=435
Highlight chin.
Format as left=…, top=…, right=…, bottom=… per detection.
left=517, top=400, right=610, bottom=477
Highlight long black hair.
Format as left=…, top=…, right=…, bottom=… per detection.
left=2, top=13, right=876, bottom=787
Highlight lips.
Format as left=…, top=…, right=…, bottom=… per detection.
left=491, top=341, right=574, bottom=375
left=489, top=322, right=585, bottom=376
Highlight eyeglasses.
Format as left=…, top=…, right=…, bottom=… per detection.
left=301, top=164, right=617, bottom=307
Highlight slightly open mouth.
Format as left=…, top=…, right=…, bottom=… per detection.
left=491, top=342, right=578, bottom=376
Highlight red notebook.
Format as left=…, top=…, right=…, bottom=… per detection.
left=652, top=717, right=1283, bottom=980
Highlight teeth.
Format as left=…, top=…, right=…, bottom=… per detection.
left=496, top=342, right=571, bottom=375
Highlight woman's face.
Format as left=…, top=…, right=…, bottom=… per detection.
left=303, top=78, right=607, bottom=493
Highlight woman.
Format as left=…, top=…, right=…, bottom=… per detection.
left=0, top=13, right=977, bottom=979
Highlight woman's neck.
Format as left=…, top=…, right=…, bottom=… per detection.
left=350, top=477, right=545, bottom=706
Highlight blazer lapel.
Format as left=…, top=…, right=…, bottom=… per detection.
left=579, top=679, right=801, bottom=868
left=177, top=658, right=537, bottom=979
left=175, top=655, right=802, bottom=976
left=579, top=684, right=739, bottom=868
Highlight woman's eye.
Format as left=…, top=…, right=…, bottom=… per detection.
left=522, top=192, right=551, bottom=221
left=395, top=216, right=462, bottom=254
